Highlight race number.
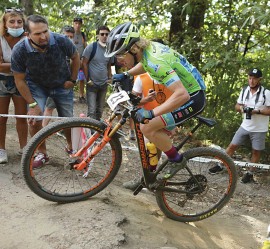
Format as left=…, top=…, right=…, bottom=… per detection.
left=107, top=91, right=130, bottom=110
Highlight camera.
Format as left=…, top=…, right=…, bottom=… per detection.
left=243, top=107, right=254, bottom=120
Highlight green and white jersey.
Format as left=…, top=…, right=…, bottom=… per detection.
left=141, top=42, right=206, bottom=94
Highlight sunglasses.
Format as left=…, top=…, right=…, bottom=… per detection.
left=5, top=8, right=24, bottom=13
left=100, top=33, right=109, bottom=37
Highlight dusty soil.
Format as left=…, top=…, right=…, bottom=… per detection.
left=0, top=94, right=270, bottom=249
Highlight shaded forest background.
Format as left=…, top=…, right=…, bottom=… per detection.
left=2, top=0, right=270, bottom=161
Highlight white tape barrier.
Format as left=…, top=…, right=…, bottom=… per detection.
left=122, top=147, right=270, bottom=170
left=191, top=157, right=270, bottom=170
left=2, top=114, right=268, bottom=170
left=0, top=114, right=68, bottom=119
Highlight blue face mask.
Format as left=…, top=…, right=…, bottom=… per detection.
left=7, top=27, right=24, bottom=37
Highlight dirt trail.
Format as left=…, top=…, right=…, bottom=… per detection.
left=0, top=98, right=269, bottom=249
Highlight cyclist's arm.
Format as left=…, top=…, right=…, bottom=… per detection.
left=152, top=80, right=190, bottom=116
left=127, top=62, right=146, bottom=76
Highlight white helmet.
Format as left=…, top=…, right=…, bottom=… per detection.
left=105, top=22, right=140, bottom=57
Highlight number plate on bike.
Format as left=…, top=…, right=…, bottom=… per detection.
left=107, top=90, right=130, bottom=110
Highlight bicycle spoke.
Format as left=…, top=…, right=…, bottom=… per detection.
left=156, top=147, right=237, bottom=222
left=22, top=118, right=122, bottom=202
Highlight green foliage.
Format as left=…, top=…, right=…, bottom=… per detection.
left=199, top=1, right=270, bottom=150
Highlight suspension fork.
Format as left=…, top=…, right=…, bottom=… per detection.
left=73, top=111, right=129, bottom=171
left=73, top=127, right=111, bottom=171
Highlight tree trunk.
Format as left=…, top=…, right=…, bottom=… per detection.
left=19, top=0, right=34, bottom=16
left=169, top=0, right=208, bottom=65
left=188, top=0, right=208, bottom=63
left=169, top=0, right=187, bottom=45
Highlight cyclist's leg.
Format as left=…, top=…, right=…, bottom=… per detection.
left=143, top=90, right=206, bottom=151
left=142, top=90, right=206, bottom=180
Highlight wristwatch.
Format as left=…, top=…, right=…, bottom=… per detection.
left=29, top=101, right=38, bottom=108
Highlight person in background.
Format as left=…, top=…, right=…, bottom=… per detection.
left=114, top=58, right=135, bottom=140
left=82, top=25, right=113, bottom=121
left=42, top=25, right=75, bottom=127
left=62, top=25, right=75, bottom=40
left=73, top=17, right=87, bottom=103
left=0, top=8, right=28, bottom=163
left=209, top=68, right=270, bottom=183
left=11, top=14, right=80, bottom=168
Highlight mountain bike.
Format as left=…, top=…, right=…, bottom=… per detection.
left=22, top=81, right=237, bottom=222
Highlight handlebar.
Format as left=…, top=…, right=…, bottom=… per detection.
left=111, top=80, right=142, bottom=107
left=110, top=79, right=152, bottom=124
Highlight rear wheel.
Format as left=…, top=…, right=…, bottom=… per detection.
left=22, top=118, right=122, bottom=203
left=155, top=147, right=237, bottom=222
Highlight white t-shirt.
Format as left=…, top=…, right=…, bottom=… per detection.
left=133, top=73, right=158, bottom=96
left=237, top=85, right=270, bottom=132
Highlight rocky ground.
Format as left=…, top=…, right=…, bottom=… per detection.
left=0, top=94, right=269, bottom=249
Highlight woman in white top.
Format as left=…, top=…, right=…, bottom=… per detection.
left=0, top=8, right=28, bottom=163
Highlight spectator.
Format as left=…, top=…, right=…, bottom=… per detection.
left=62, top=25, right=75, bottom=40
left=82, top=25, right=113, bottom=121
left=42, top=25, right=75, bottom=127
left=73, top=17, right=87, bottom=103
left=115, top=59, right=135, bottom=140
left=11, top=14, right=80, bottom=168
left=209, top=68, right=270, bottom=183
left=0, top=8, right=28, bottom=163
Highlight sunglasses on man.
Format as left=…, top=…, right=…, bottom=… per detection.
left=99, top=33, right=109, bottom=37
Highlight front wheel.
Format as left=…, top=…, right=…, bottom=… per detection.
left=22, top=118, right=122, bottom=203
left=155, top=147, right=237, bottom=222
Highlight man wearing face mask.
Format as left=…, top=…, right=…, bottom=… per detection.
left=11, top=14, right=80, bottom=168
left=209, top=68, right=270, bottom=183
left=0, top=8, right=28, bottom=164
left=82, top=25, right=113, bottom=121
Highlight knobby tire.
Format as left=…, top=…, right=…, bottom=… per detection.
left=22, top=118, right=122, bottom=203
left=155, top=147, right=237, bottom=222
